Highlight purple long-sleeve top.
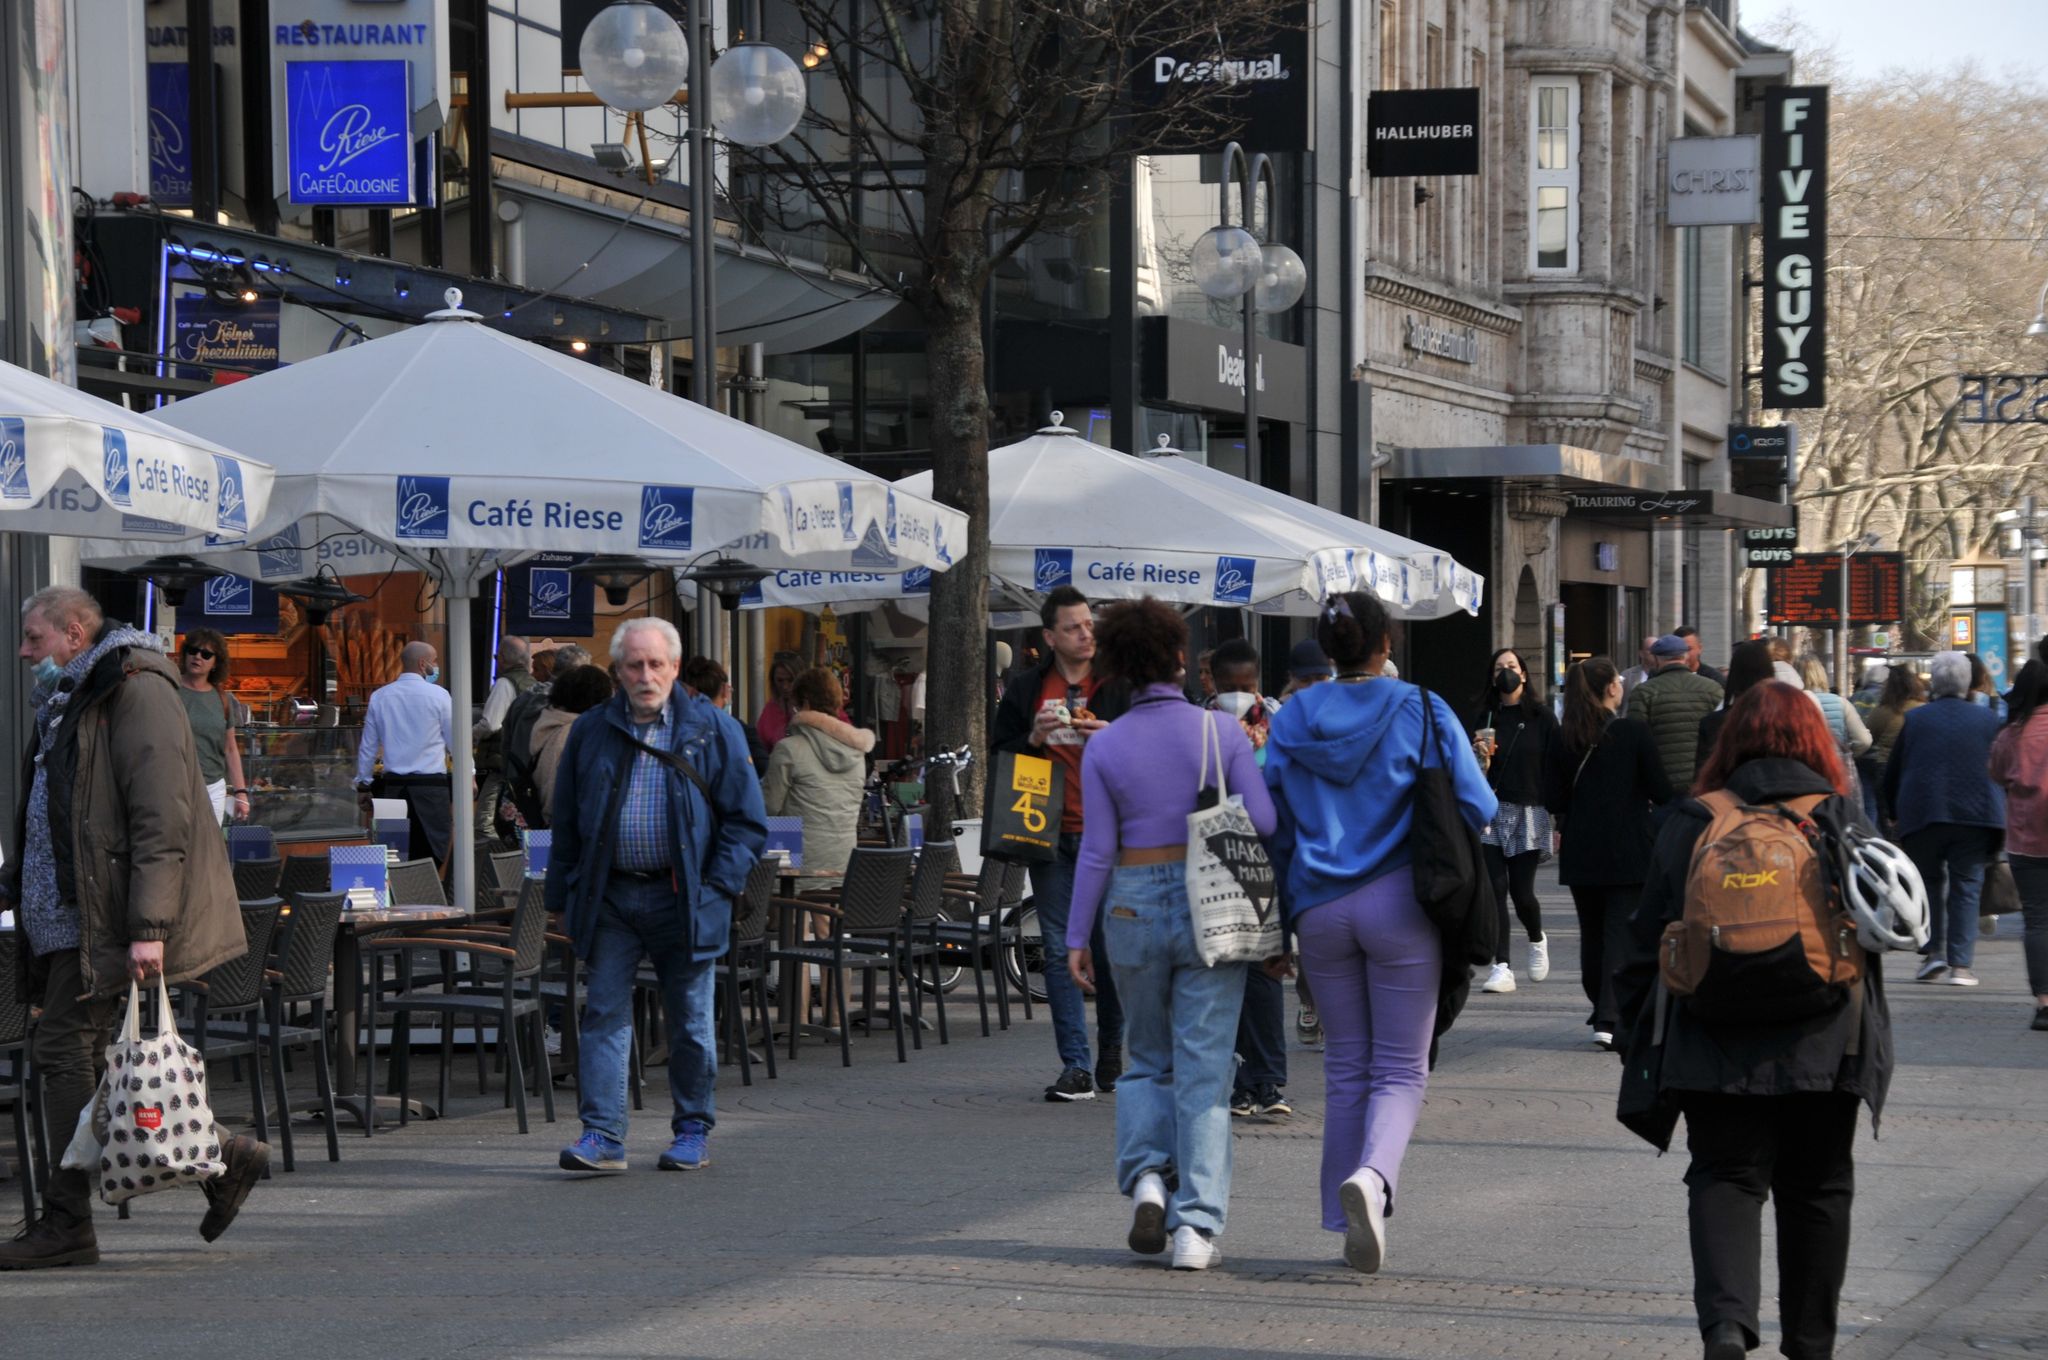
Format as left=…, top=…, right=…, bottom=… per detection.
left=1067, top=683, right=1279, bottom=949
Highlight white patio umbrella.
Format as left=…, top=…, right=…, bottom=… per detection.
left=84, top=290, right=967, bottom=912
left=1133, top=439, right=1484, bottom=619
left=0, top=357, right=274, bottom=539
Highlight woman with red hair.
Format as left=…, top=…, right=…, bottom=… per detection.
left=1613, top=681, right=1894, bottom=1360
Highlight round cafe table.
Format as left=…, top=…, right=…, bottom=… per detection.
left=326, top=903, right=471, bottom=1128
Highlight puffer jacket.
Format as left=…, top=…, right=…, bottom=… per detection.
left=2, top=628, right=244, bottom=1000
left=1613, top=758, right=1893, bottom=1151
left=761, top=711, right=875, bottom=876
left=1623, top=663, right=1724, bottom=790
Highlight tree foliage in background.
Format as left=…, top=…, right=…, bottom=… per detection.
left=747, top=0, right=1290, bottom=790
left=1763, top=53, right=2048, bottom=647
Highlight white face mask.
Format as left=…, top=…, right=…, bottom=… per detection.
left=1215, top=691, right=1261, bottom=720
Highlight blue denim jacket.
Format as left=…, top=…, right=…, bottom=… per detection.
left=544, top=687, right=767, bottom=963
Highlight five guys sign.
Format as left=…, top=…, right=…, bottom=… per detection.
left=1761, top=86, right=1828, bottom=408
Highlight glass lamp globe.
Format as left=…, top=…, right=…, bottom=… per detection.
left=708, top=42, right=808, bottom=146
left=1190, top=225, right=1261, bottom=300
left=579, top=2, right=689, bottom=113
left=1255, top=243, right=1308, bottom=312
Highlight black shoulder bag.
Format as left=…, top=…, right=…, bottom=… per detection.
left=1410, top=687, right=1499, bottom=965
left=623, top=729, right=714, bottom=801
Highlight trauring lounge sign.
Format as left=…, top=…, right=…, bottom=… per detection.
left=1761, top=86, right=1828, bottom=409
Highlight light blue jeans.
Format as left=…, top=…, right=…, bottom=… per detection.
left=577, top=875, right=719, bottom=1142
left=1102, top=862, right=1246, bottom=1236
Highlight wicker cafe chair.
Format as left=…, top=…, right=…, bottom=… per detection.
left=263, top=890, right=349, bottom=1162
left=933, top=854, right=1016, bottom=1037
left=717, top=861, right=779, bottom=1086
left=764, top=847, right=915, bottom=1067
left=0, top=932, right=43, bottom=1222
left=278, top=851, right=343, bottom=904
left=899, top=840, right=960, bottom=1048
left=231, top=856, right=284, bottom=902
left=177, top=898, right=285, bottom=1151
left=388, top=857, right=447, bottom=908
left=362, top=885, right=555, bottom=1134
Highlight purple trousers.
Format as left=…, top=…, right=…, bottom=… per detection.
left=1294, top=868, right=1442, bottom=1232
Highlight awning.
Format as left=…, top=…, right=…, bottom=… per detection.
left=1388, top=443, right=1668, bottom=491
left=1565, top=487, right=1794, bottom=531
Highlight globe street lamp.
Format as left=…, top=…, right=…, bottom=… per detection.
left=581, top=0, right=809, bottom=409
left=1188, top=143, right=1306, bottom=481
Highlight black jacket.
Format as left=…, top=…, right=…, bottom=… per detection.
left=1541, top=715, right=1673, bottom=887
left=1695, top=706, right=1728, bottom=776
left=1612, top=758, right=1894, bottom=1151
left=1468, top=699, right=1556, bottom=807
left=990, top=659, right=1133, bottom=756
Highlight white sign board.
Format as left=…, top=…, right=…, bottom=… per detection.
left=1666, top=135, right=1760, bottom=227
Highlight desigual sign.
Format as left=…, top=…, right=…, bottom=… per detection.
left=1128, top=0, right=1308, bottom=153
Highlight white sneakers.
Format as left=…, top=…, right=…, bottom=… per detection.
left=1170, top=1224, right=1221, bottom=1271
left=1527, top=937, right=1550, bottom=982
left=1339, top=1167, right=1388, bottom=1273
left=1480, top=963, right=1517, bottom=993
left=1128, top=1172, right=1168, bottom=1256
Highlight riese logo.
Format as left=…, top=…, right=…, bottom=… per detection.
left=885, top=489, right=897, bottom=545
left=255, top=525, right=303, bottom=578
left=1213, top=556, right=1255, bottom=605
left=1152, top=52, right=1291, bottom=85
left=639, top=485, right=694, bottom=551
left=901, top=566, right=932, bottom=595
left=394, top=475, right=449, bottom=540
left=0, top=417, right=29, bottom=501
left=1035, top=549, right=1074, bottom=591
left=528, top=568, right=572, bottom=620
left=203, top=574, right=254, bottom=617
left=837, top=482, right=857, bottom=541
left=102, top=429, right=133, bottom=507
left=317, top=103, right=402, bottom=175
left=214, top=455, right=247, bottom=533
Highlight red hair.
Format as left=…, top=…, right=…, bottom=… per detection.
left=1693, top=680, right=1853, bottom=799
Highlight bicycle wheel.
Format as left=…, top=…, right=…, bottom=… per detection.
left=1003, top=904, right=1049, bottom=1003
left=914, top=911, right=967, bottom=995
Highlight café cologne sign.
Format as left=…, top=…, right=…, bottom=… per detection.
left=1761, top=86, right=1828, bottom=409
left=268, top=0, right=449, bottom=210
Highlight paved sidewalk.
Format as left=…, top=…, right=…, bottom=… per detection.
left=7, top=875, right=2044, bottom=1359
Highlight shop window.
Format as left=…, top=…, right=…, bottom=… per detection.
left=1530, top=78, right=1578, bottom=274
left=1680, top=225, right=1730, bottom=378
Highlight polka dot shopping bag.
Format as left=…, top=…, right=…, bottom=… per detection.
left=60, top=978, right=227, bottom=1204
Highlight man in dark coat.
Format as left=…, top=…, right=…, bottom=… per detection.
left=0, top=586, right=267, bottom=1268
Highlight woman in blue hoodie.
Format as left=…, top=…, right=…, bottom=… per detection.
left=1264, top=592, right=1495, bottom=1273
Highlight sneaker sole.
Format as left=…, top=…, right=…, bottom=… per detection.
left=199, top=1141, right=270, bottom=1243
left=1128, top=1201, right=1168, bottom=1255
left=1045, top=1089, right=1096, bottom=1102
left=1254, top=1104, right=1292, bottom=1117
left=657, top=1156, right=709, bottom=1171
left=1339, top=1178, right=1386, bottom=1274
left=0, top=1246, right=100, bottom=1270
left=559, top=1151, right=628, bottom=1173
left=1170, top=1246, right=1220, bottom=1270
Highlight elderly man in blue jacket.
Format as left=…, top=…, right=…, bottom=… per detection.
left=547, top=618, right=766, bottom=1174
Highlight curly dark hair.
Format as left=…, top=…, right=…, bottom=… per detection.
left=791, top=666, right=843, bottom=714
left=1092, top=597, right=1187, bottom=688
left=548, top=664, right=614, bottom=714
left=1315, top=592, right=1394, bottom=669
left=178, top=627, right=231, bottom=686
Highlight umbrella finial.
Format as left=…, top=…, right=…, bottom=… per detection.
left=1037, top=410, right=1077, bottom=436
left=1144, top=433, right=1183, bottom=458
left=426, top=288, right=482, bottom=321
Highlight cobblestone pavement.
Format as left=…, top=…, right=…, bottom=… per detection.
left=7, top=873, right=2044, bottom=1359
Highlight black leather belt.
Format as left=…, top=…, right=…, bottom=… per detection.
left=611, top=867, right=673, bottom=883
left=380, top=773, right=450, bottom=786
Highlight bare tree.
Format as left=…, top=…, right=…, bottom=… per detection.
left=1751, top=44, right=2048, bottom=646
left=747, top=0, right=1292, bottom=785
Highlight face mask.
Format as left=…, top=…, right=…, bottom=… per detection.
left=1215, top=691, right=1261, bottom=720
left=424, top=666, right=440, bottom=685
left=1495, top=668, right=1521, bottom=694
left=32, top=656, right=62, bottom=687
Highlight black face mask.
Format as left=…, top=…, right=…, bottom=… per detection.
left=1495, top=668, right=1521, bottom=694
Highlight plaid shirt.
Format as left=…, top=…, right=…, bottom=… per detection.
left=612, top=707, right=675, bottom=871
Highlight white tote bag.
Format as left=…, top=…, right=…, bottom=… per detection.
left=1185, top=713, right=1282, bottom=967
left=63, top=978, right=227, bottom=1204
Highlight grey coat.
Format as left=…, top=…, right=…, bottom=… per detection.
left=761, top=715, right=873, bottom=876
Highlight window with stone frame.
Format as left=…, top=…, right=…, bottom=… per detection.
left=1530, top=77, right=1579, bottom=274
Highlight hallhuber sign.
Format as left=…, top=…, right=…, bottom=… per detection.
left=1761, top=86, right=1828, bottom=409
left=1367, top=88, right=1481, bottom=177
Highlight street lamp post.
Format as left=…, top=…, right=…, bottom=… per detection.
left=1838, top=532, right=1879, bottom=696
left=1189, top=144, right=1306, bottom=482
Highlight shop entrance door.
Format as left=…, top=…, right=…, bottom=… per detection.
left=1561, top=582, right=1615, bottom=664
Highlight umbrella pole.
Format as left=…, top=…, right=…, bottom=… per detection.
left=444, top=552, right=478, bottom=914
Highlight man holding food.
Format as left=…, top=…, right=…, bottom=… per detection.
left=992, top=586, right=1132, bottom=1102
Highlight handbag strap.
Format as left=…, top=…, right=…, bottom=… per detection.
left=121, top=981, right=143, bottom=1043
left=1199, top=711, right=1231, bottom=801
left=1416, top=683, right=1439, bottom=770
left=153, top=976, right=177, bottom=1036
left=621, top=727, right=713, bottom=801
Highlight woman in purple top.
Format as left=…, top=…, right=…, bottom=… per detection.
left=1066, top=598, right=1276, bottom=1273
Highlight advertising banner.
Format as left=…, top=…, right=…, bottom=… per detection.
left=1367, top=88, right=1482, bottom=177
left=284, top=59, right=415, bottom=206
left=170, top=293, right=282, bottom=377
left=1666, top=135, right=1760, bottom=226
left=180, top=573, right=281, bottom=634
left=146, top=62, right=196, bottom=206
left=1128, top=0, right=1309, bottom=154
left=1762, top=86, right=1829, bottom=409
left=504, top=554, right=596, bottom=637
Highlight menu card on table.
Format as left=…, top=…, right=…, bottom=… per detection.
left=764, top=817, right=804, bottom=868
left=522, top=829, right=551, bottom=879
left=331, top=844, right=389, bottom=910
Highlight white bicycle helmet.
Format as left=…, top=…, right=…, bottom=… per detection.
left=1839, top=827, right=1932, bottom=952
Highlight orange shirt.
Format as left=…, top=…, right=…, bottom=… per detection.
left=1036, top=668, right=1099, bottom=835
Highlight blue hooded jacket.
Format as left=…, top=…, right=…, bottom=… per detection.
left=1263, top=680, right=1497, bottom=927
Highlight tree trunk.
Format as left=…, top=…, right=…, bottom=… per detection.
left=920, top=194, right=994, bottom=815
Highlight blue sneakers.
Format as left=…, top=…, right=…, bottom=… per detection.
left=559, top=1130, right=627, bottom=1173
left=658, top=1120, right=710, bottom=1171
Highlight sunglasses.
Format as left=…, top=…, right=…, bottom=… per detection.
left=184, top=646, right=217, bottom=661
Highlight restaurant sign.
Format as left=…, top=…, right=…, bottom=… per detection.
left=283, top=59, right=414, bottom=206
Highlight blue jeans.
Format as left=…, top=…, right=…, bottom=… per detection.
left=1233, top=967, right=1288, bottom=1091
left=1031, top=836, right=1123, bottom=1071
left=1103, top=863, right=1246, bottom=1236
left=577, top=875, right=719, bottom=1142
left=1902, top=823, right=1999, bottom=969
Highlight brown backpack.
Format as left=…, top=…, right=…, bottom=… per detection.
left=1661, top=789, right=1863, bottom=1023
